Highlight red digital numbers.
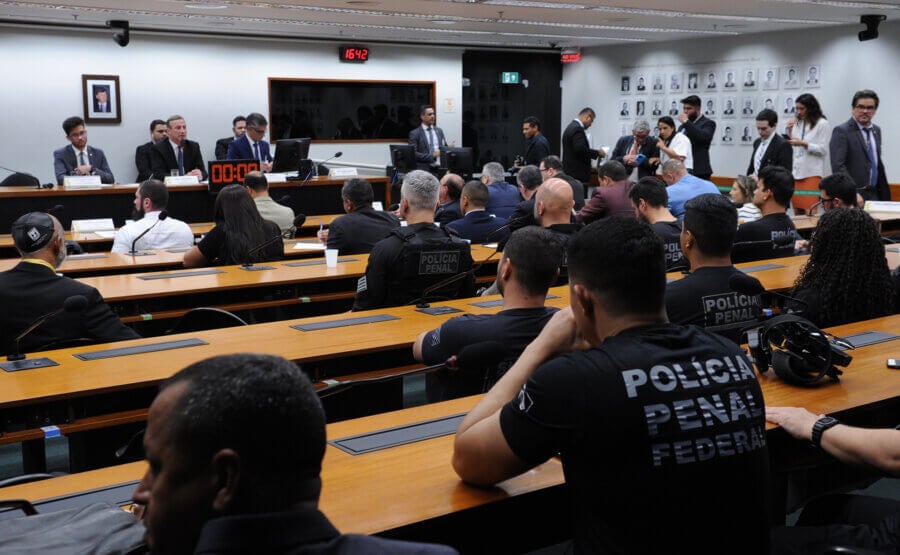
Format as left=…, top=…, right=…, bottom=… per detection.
left=210, top=161, right=260, bottom=185
left=340, top=46, right=369, bottom=63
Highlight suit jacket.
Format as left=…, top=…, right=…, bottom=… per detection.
left=435, top=200, right=462, bottom=226
left=53, top=145, right=114, bottom=185
left=561, top=120, right=599, bottom=182
left=215, top=137, right=234, bottom=160
left=523, top=133, right=551, bottom=166
left=326, top=206, right=400, bottom=255
left=135, top=141, right=155, bottom=182
left=226, top=134, right=273, bottom=162
left=93, top=100, right=110, bottom=113
left=151, top=139, right=208, bottom=180
left=610, top=135, right=660, bottom=179
left=446, top=210, right=508, bottom=244
left=408, top=125, right=447, bottom=171
left=830, top=118, right=889, bottom=200
left=747, top=134, right=793, bottom=175
left=0, top=261, right=139, bottom=355
left=677, top=115, right=716, bottom=176
left=576, top=179, right=636, bottom=224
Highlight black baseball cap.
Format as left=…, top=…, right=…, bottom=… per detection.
left=12, top=212, right=55, bottom=252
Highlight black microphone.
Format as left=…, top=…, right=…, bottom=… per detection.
left=732, top=234, right=797, bottom=250
left=729, top=272, right=808, bottom=311
left=411, top=247, right=503, bottom=309
left=298, top=151, right=343, bottom=188
left=242, top=232, right=282, bottom=268
left=129, top=210, right=168, bottom=256
left=317, top=351, right=458, bottom=399
left=7, top=295, right=88, bottom=362
left=284, top=213, right=307, bottom=239
left=44, top=204, right=64, bottom=214
left=485, top=214, right=532, bottom=244
left=277, top=195, right=291, bottom=205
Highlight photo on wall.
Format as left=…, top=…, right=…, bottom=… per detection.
left=740, top=123, right=754, bottom=144
left=669, top=72, right=683, bottom=92
left=636, top=73, right=648, bottom=93
left=760, top=94, right=779, bottom=112
left=704, top=70, right=718, bottom=90
left=723, top=69, right=737, bottom=89
left=621, top=75, right=632, bottom=94
left=806, top=64, right=821, bottom=88
left=619, top=99, right=631, bottom=119
left=720, top=124, right=735, bottom=145
left=652, top=73, right=666, bottom=93
left=686, top=71, right=699, bottom=91
left=667, top=97, right=681, bottom=116
left=762, top=66, right=780, bottom=90
left=82, top=74, right=121, bottom=124
left=783, top=66, right=800, bottom=89
left=722, top=96, right=737, bottom=118
left=703, top=97, right=717, bottom=117
left=742, top=67, right=758, bottom=91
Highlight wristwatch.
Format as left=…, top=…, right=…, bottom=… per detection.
left=811, top=416, right=839, bottom=448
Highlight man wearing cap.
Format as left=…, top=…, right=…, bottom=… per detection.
left=0, top=212, right=139, bottom=355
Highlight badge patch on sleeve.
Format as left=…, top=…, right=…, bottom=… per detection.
left=356, top=275, right=367, bottom=293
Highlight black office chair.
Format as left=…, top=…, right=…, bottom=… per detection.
left=0, top=172, right=40, bottom=187
left=167, top=308, right=248, bottom=334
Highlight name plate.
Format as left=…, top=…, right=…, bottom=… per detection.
left=71, top=218, right=115, bottom=233
left=63, top=175, right=103, bottom=188
left=264, top=172, right=289, bottom=182
left=328, top=167, right=358, bottom=178
left=165, top=175, right=200, bottom=186
left=865, top=201, right=900, bottom=213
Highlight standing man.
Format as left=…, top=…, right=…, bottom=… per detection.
left=150, top=115, right=207, bottom=181
left=748, top=109, right=792, bottom=177
left=434, top=172, right=464, bottom=226
left=243, top=171, right=294, bottom=234
left=830, top=89, right=889, bottom=201
left=678, top=95, right=716, bottom=180
left=562, top=107, right=603, bottom=187
left=53, top=116, right=115, bottom=185
left=227, top=112, right=273, bottom=171
left=214, top=115, right=245, bottom=160
left=318, top=177, right=399, bottom=255
left=520, top=116, right=550, bottom=167
left=111, top=179, right=194, bottom=254
left=610, top=120, right=659, bottom=181
left=135, top=119, right=167, bottom=182
left=408, top=104, right=447, bottom=174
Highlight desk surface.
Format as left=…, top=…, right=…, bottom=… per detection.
left=792, top=211, right=900, bottom=233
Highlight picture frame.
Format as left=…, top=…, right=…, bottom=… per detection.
left=82, top=74, right=121, bottom=124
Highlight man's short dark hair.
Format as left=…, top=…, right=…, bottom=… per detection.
left=567, top=217, right=666, bottom=317
left=341, top=178, right=374, bottom=208
left=852, top=89, right=879, bottom=109
left=597, top=160, right=628, bottom=182
left=578, top=107, right=595, bottom=118
left=139, top=179, right=169, bottom=209
left=161, top=354, right=326, bottom=509
left=680, top=95, right=701, bottom=107
left=419, top=104, right=434, bottom=116
left=542, top=155, right=563, bottom=171
left=683, top=193, right=738, bottom=257
left=629, top=176, right=669, bottom=208
left=461, top=180, right=489, bottom=208
left=150, top=119, right=166, bottom=131
left=523, top=116, right=541, bottom=129
left=232, top=115, right=246, bottom=126
left=62, top=116, right=84, bottom=135
left=758, top=165, right=795, bottom=207
left=245, top=112, right=267, bottom=128
left=756, top=109, right=778, bottom=127
left=819, top=173, right=859, bottom=206
left=243, top=171, right=268, bottom=193
left=503, top=226, right=564, bottom=296
left=516, top=165, right=542, bottom=191
left=443, top=173, right=464, bottom=201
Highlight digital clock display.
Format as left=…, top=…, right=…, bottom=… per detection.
left=340, top=46, right=370, bottom=63
left=207, top=159, right=260, bottom=193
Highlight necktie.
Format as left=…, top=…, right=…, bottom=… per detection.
left=253, top=142, right=260, bottom=163
left=177, top=146, right=185, bottom=176
left=427, top=127, right=437, bottom=165
left=754, top=141, right=767, bottom=173
left=78, top=151, right=86, bottom=166
left=864, top=128, right=878, bottom=188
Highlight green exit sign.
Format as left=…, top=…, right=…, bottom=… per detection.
left=500, top=72, right=520, bottom=84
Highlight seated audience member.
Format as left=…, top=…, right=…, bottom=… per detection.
left=183, top=184, right=283, bottom=267
left=318, top=177, right=399, bottom=254
left=482, top=162, right=520, bottom=219
left=813, top=172, right=860, bottom=214
left=243, top=171, right=294, bottom=235
left=541, top=155, right=585, bottom=211
left=111, top=179, right=194, bottom=253
left=610, top=119, right=660, bottom=180
left=414, top=227, right=563, bottom=401
left=660, top=159, right=720, bottom=219
left=576, top=160, right=635, bottom=224
left=132, top=353, right=456, bottom=555
left=453, top=217, right=771, bottom=555
left=732, top=165, right=798, bottom=263
left=151, top=115, right=207, bottom=180
left=53, top=116, right=115, bottom=185
left=447, top=181, right=508, bottom=244
left=767, top=405, right=900, bottom=554
left=534, top=178, right=580, bottom=284
left=629, top=176, right=685, bottom=271
left=214, top=115, right=245, bottom=160
left=503, top=165, right=543, bottom=236
left=135, top=119, right=167, bottom=182
left=787, top=209, right=894, bottom=327
left=665, top=194, right=761, bottom=338
left=1, top=212, right=138, bottom=354
left=227, top=112, right=273, bottom=171
left=730, top=174, right=762, bottom=222
left=435, top=173, right=464, bottom=226
left=352, top=170, right=473, bottom=310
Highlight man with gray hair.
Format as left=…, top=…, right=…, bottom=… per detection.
left=660, top=159, right=720, bottom=219
left=352, top=170, right=473, bottom=310
left=610, top=119, right=659, bottom=180
left=150, top=114, right=207, bottom=180
left=482, top=161, right=519, bottom=219
left=503, top=165, right=543, bottom=236
left=318, top=177, right=399, bottom=254
left=227, top=112, right=273, bottom=171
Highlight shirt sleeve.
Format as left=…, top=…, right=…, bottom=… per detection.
left=352, top=239, right=392, bottom=310
left=419, top=316, right=470, bottom=365
left=197, top=226, right=225, bottom=262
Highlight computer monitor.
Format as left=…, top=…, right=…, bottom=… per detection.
left=389, top=144, right=416, bottom=173
left=272, top=137, right=311, bottom=173
left=440, top=146, right=474, bottom=179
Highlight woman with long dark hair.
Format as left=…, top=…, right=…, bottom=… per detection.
left=785, top=93, right=831, bottom=214
left=788, top=209, right=894, bottom=327
left=652, top=116, right=693, bottom=172
left=183, top=184, right=283, bottom=267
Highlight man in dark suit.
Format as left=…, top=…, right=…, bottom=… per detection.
left=408, top=104, right=447, bottom=174
left=135, top=119, right=167, bottom=182
left=214, top=115, right=245, bottom=160
left=447, top=181, right=509, bottom=244
left=0, top=212, right=138, bottom=355
left=317, top=177, right=399, bottom=254
left=520, top=116, right=550, bottom=167
left=435, top=173, right=464, bottom=226
left=151, top=114, right=208, bottom=180
left=677, top=95, right=716, bottom=180
left=53, top=116, right=115, bottom=185
left=562, top=107, right=603, bottom=185
left=226, top=112, right=273, bottom=171
left=747, top=109, right=792, bottom=176
left=92, top=86, right=111, bottom=113
left=830, top=89, right=889, bottom=201
left=610, top=120, right=660, bottom=180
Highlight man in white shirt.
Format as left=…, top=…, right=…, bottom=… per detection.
left=111, top=180, right=194, bottom=254
left=244, top=171, right=295, bottom=234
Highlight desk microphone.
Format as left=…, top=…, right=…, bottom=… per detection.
left=485, top=214, right=532, bottom=245
left=242, top=232, right=282, bottom=269
left=729, top=272, right=807, bottom=311
left=44, top=204, right=65, bottom=214
left=285, top=213, right=307, bottom=239
left=7, top=295, right=88, bottom=362
left=129, top=210, right=167, bottom=256
left=277, top=195, right=291, bottom=205
left=731, top=234, right=797, bottom=250
left=411, top=247, right=503, bottom=309
left=297, top=151, right=343, bottom=188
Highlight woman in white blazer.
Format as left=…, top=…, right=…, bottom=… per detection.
left=785, top=93, right=831, bottom=214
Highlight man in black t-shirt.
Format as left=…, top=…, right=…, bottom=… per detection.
left=629, top=176, right=685, bottom=271
left=733, top=165, right=798, bottom=263
left=414, top=227, right=563, bottom=401
left=453, top=217, right=770, bottom=554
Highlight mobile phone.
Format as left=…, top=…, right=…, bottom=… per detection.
left=887, top=358, right=900, bottom=369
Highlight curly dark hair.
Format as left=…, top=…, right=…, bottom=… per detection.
left=792, top=209, right=895, bottom=327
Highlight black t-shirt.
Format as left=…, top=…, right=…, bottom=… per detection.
left=651, top=220, right=685, bottom=270
left=500, top=324, right=771, bottom=554
left=421, top=306, right=558, bottom=401
left=197, top=221, right=284, bottom=265
left=666, top=266, right=761, bottom=340
left=732, top=212, right=797, bottom=263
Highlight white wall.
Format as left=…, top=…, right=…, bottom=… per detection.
left=562, top=21, right=900, bottom=181
left=0, top=26, right=463, bottom=184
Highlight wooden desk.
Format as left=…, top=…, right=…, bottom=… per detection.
left=792, top=211, right=900, bottom=235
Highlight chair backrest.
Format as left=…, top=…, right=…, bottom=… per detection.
left=168, top=308, right=248, bottom=334
left=0, top=172, right=40, bottom=187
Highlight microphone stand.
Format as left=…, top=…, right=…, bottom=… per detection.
left=240, top=233, right=282, bottom=271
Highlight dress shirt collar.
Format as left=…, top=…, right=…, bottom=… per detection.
left=574, top=118, right=585, bottom=129
left=421, top=123, right=434, bottom=132
left=70, top=144, right=88, bottom=158
left=855, top=119, right=874, bottom=131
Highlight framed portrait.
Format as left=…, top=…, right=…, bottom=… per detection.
left=783, top=65, right=800, bottom=89
left=720, top=124, right=736, bottom=145
left=740, top=96, right=757, bottom=117
left=704, top=70, right=718, bottom=91
left=669, top=72, right=683, bottom=92
left=742, top=67, right=758, bottom=91
left=667, top=97, right=681, bottom=117
left=635, top=73, right=649, bottom=94
left=721, top=96, right=737, bottom=118
left=82, top=74, right=121, bottom=124
left=762, top=66, right=780, bottom=91
left=723, top=69, right=738, bottom=90
left=635, top=100, right=646, bottom=117
left=619, top=99, right=631, bottom=119
left=760, top=94, right=779, bottom=113
left=651, top=73, right=666, bottom=94
left=740, top=122, right=754, bottom=144
left=620, top=75, right=632, bottom=94
left=686, top=71, right=699, bottom=91
left=702, top=97, right=717, bottom=118
left=805, top=64, right=821, bottom=88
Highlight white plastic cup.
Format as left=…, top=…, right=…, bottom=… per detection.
left=325, top=249, right=339, bottom=268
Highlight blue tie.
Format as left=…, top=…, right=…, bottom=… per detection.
left=177, top=146, right=184, bottom=176
left=78, top=152, right=86, bottom=166
left=253, top=142, right=260, bottom=163
left=864, top=128, right=878, bottom=188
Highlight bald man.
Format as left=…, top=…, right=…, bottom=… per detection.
left=531, top=178, right=580, bottom=284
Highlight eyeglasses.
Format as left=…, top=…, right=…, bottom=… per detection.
left=854, top=104, right=877, bottom=112
left=539, top=167, right=549, bottom=173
